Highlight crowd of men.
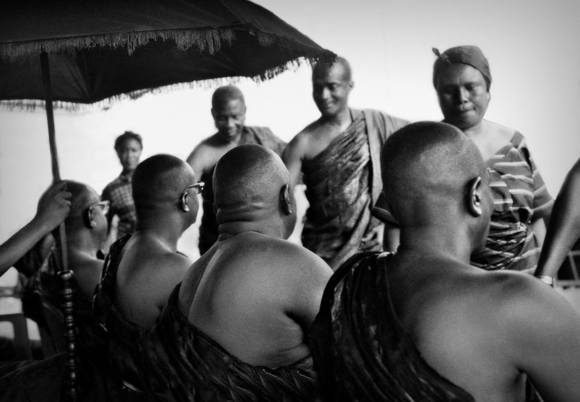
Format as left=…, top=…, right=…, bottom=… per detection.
left=1, top=45, right=580, bottom=401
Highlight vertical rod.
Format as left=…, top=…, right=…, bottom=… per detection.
left=40, top=52, right=68, bottom=273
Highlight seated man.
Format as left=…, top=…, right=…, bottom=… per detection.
left=94, top=154, right=200, bottom=398
left=146, top=145, right=332, bottom=401
left=310, top=122, right=580, bottom=402
left=5, top=181, right=113, bottom=402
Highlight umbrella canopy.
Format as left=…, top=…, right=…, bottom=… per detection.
left=0, top=0, right=334, bottom=107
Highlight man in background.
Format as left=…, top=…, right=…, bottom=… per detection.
left=186, top=85, right=285, bottom=255
left=283, top=57, right=407, bottom=270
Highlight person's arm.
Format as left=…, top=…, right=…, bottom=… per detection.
left=282, top=135, right=306, bottom=190
left=186, top=143, right=208, bottom=179
left=535, top=158, right=580, bottom=279
left=508, top=274, right=580, bottom=401
left=0, top=182, right=71, bottom=276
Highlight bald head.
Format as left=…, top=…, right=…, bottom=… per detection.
left=312, top=56, right=352, bottom=82
left=212, top=85, right=245, bottom=109
left=132, top=154, right=196, bottom=219
left=381, top=121, right=487, bottom=225
left=214, top=144, right=290, bottom=225
left=63, top=181, right=98, bottom=229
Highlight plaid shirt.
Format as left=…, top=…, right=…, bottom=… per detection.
left=102, top=172, right=136, bottom=237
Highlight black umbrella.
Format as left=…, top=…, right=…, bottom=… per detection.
left=0, top=0, right=334, bottom=180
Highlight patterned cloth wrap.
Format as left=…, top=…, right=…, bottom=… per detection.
left=93, top=235, right=170, bottom=402
left=471, top=132, right=553, bottom=272
left=301, top=109, right=407, bottom=270
left=310, top=251, right=543, bottom=401
left=1, top=251, right=115, bottom=402
left=198, top=126, right=286, bottom=255
left=142, top=284, right=320, bottom=402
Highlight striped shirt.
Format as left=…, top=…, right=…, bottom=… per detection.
left=373, top=131, right=553, bottom=272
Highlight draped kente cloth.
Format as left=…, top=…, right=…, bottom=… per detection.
left=198, top=126, right=286, bottom=254
left=302, top=109, right=407, bottom=270
left=471, top=132, right=553, bottom=272
left=0, top=252, right=115, bottom=402
left=93, top=234, right=170, bottom=401
left=309, top=251, right=476, bottom=402
left=141, top=284, right=320, bottom=402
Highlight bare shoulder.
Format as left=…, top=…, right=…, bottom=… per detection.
left=186, top=134, right=221, bottom=172
left=285, top=121, right=319, bottom=150
left=230, top=234, right=332, bottom=282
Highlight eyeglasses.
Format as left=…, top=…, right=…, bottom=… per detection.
left=180, top=182, right=204, bottom=209
left=88, top=200, right=110, bottom=215
left=184, top=182, right=204, bottom=195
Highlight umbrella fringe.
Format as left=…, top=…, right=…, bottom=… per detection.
left=0, top=28, right=238, bottom=60
left=0, top=56, right=322, bottom=112
left=0, top=25, right=332, bottom=62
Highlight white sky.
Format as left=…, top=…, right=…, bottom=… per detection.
left=1, top=0, right=579, bottom=259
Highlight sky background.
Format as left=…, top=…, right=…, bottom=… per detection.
left=1, top=0, right=579, bottom=261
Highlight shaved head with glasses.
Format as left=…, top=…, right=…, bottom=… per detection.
left=59, top=180, right=109, bottom=298
left=108, top=154, right=200, bottom=329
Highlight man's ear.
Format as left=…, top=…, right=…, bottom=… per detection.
left=280, top=184, right=293, bottom=215
left=466, top=176, right=483, bottom=217
left=181, top=193, right=190, bottom=212
left=86, top=207, right=97, bottom=228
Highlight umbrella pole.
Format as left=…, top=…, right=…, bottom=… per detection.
left=40, top=52, right=69, bottom=273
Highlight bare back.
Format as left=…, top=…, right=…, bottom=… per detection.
left=388, top=252, right=580, bottom=402
left=116, top=233, right=191, bottom=328
left=68, top=250, right=103, bottom=299
left=178, top=232, right=332, bottom=368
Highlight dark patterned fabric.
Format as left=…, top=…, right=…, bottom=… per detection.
left=0, top=353, right=67, bottom=402
left=310, top=252, right=543, bottom=402
left=2, top=252, right=115, bottom=402
left=102, top=172, right=136, bottom=238
left=310, top=252, right=476, bottom=402
left=302, top=109, right=407, bottom=270
left=198, top=126, right=286, bottom=254
left=143, top=284, right=320, bottom=402
left=93, top=235, right=170, bottom=401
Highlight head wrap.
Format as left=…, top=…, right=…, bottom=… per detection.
left=432, top=46, right=492, bottom=90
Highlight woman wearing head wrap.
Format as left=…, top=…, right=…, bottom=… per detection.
left=432, top=45, right=553, bottom=273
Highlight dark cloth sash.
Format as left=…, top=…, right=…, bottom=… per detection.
left=302, top=110, right=380, bottom=269
left=310, top=252, right=476, bottom=402
left=144, top=284, right=320, bottom=402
